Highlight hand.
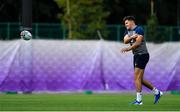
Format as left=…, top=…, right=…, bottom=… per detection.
left=130, top=34, right=138, bottom=39
left=121, top=47, right=131, bottom=53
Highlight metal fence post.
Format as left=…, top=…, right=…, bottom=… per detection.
left=117, top=25, right=120, bottom=42
left=7, top=22, right=10, bottom=40
left=170, top=26, right=173, bottom=41
left=35, top=23, right=39, bottom=39
left=62, top=25, right=66, bottom=40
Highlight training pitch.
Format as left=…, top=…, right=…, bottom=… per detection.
left=0, top=93, right=179, bottom=111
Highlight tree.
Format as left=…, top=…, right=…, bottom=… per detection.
left=0, top=0, right=61, bottom=22
left=54, top=0, right=109, bottom=39
left=146, top=14, right=159, bottom=42
left=33, top=0, right=61, bottom=23
left=0, top=0, right=21, bottom=22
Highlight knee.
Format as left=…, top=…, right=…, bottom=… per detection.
left=134, top=76, right=142, bottom=82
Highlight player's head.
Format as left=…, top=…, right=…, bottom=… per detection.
left=123, top=16, right=136, bottom=30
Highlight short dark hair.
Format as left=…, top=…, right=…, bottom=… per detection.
left=123, top=16, right=136, bottom=22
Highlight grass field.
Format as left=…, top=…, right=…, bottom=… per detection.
left=0, top=93, right=180, bottom=111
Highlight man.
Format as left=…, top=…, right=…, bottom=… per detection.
left=121, top=16, right=163, bottom=105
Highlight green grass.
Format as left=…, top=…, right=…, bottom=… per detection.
left=0, top=93, right=180, bottom=111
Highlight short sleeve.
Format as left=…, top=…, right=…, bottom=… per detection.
left=135, top=27, right=144, bottom=36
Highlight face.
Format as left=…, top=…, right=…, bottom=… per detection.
left=124, top=20, right=134, bottom=30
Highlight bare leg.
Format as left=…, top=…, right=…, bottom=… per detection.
left=134, top=67, right=144, bottom=102
left=142, top=80, right=154, bottom=90
left=139, top=69, right=154, bottom=90
left=134, top=67, right=162, bottom=104
left=134, top=68, right=143, bottom=92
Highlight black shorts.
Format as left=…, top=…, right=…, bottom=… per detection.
left=133, top=53, right=149, bottom=69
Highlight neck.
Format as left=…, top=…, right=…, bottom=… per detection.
left=131, top=25, right=137, bottom=30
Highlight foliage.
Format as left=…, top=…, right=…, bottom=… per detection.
left=146, top=14, right=160, bottom=42
left=54, top=0, right=110, bottom=39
